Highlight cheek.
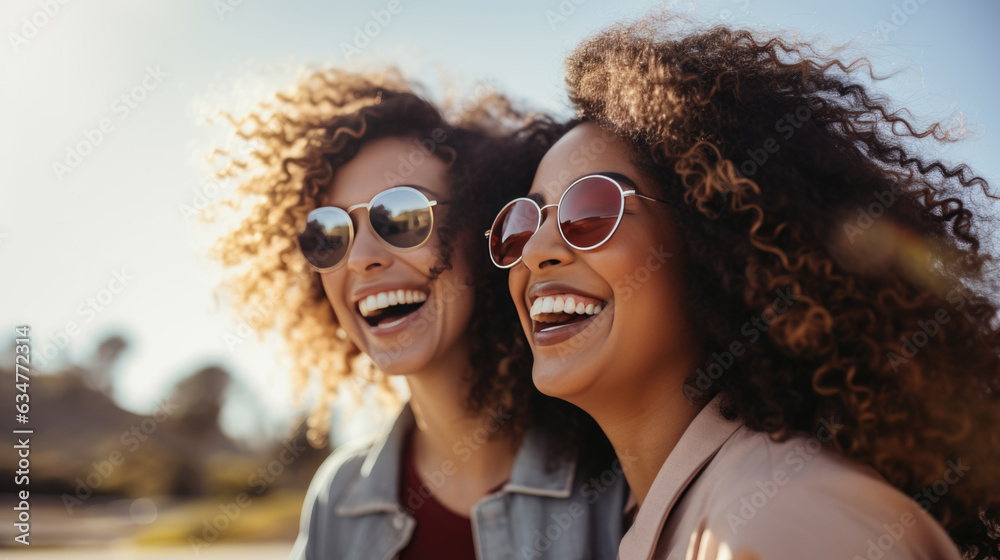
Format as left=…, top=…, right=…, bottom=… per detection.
left=319, top=273, right=349, bottom=318
left=508, top=268, right=529, bottom=316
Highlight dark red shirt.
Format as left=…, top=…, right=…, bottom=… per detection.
left=398, top=429, right=505, bottom=560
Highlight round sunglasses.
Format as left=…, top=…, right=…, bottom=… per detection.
left=298, top=186, right=444, bottom=272
left=486, top=174, right=669, bottom=268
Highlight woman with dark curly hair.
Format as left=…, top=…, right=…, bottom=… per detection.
left=488, top=17, right=1000, bottom=560
left=207, top=69, right=627, bottom=559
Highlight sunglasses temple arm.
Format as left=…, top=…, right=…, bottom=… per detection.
left=632, top=192, right=671, bottom=205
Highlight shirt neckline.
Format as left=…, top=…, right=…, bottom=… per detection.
left=617, top=394, right=745, bottom=560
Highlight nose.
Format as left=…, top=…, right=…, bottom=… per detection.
left=519, top=206, right=574, bottom=271
left=346, top=211, right=393, bottom=274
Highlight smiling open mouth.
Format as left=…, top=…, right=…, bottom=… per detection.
left=529, top=294, right=606, bottom=337
left=358, top=289, right=428, bottom=328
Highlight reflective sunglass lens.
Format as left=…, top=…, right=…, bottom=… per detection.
left=370, top=188, right=433, bottom=249
left=299, top=207, right=352, bottom=270
left=559, top=176, right=623, bottom=249
left=490, top=199, right=540, bottom=267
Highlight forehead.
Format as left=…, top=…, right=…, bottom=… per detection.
left=323, top=136, right=450, bottom=206
left=530, top=122, right=639, bottom=202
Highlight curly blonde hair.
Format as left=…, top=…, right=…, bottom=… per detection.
left=205, top=68, right=613, bottom=470
left=566, top=17, right=1000, bottom=557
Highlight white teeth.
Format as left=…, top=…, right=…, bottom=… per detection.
left=357, top=289, right=429, bottom=317
left=553, top=298, right=565, bottom=313
left=529, top=295, right=606, bottom=321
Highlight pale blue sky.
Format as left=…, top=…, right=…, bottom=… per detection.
left=2, top=0, right=998, bottom=440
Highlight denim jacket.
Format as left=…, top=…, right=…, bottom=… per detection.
left=288, top=403, right=629, bottom=560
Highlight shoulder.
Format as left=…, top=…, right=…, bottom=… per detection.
left=287, top=436, right=378, bottom=560
left=676, top=428, right=961, bottom=559
left=301, top=436, right=377, bottom=513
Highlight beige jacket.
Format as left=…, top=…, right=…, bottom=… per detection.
left=618, top=395, right=962, bottom=560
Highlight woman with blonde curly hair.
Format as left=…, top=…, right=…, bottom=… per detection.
left=488, top=17, right=1000, bottom=560
left=208, top=69, right=628, bottom=559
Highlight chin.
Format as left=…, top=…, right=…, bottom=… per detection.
left=368, top=350, right=430, bottom=376
left=531, top=358, right=598, bottom=404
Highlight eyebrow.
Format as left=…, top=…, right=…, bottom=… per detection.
left=598, top=171, right=640, bottom=190
left=527, top=192, right=546, bottom=205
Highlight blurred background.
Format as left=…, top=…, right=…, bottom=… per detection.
left=2, top=0, right=998, bottom=557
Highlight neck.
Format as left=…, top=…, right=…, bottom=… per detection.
left=404, top=346, right=518, bottom=490
left=595, top=389, right=702, bottom=510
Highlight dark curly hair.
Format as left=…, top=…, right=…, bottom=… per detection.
left=205, top=68, right=611, bottom=471
left=565, top=16, right=1000, bottom=558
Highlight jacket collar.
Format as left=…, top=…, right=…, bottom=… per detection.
left=504, top=425, right=576, bottom=498
left=618, top=394, right=745, bottom=560
left=336, top=404, right=413, bottom=516
left=337, top=402, right=578, bottom=516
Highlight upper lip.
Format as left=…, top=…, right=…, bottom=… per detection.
left=525, top=281, right=607, bottom=309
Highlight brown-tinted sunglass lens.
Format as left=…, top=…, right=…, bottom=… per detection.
left=369, top=188, right=433, bottom=249
left=299, top=207, right=352, bottom=270
left=491, top=199, right=540, bottom=266
left=558, top=176, right=623, bottom=249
